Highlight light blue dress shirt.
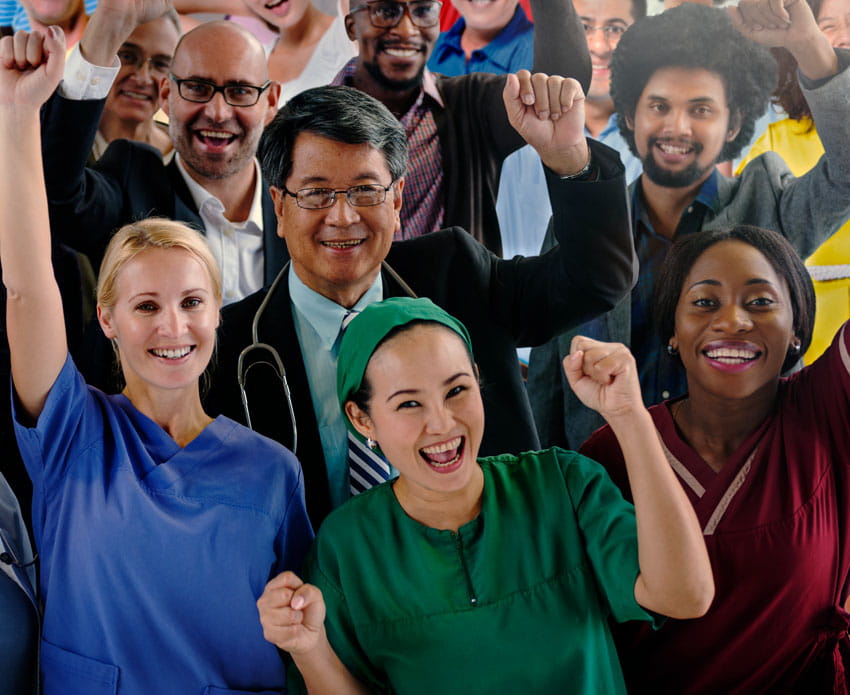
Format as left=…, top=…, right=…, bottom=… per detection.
left=289, top=269, right=388, bottom=508
left=497, top=113, right=642, bottom=261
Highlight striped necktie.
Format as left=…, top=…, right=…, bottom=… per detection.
left=340, top=310, right=393, bottom=495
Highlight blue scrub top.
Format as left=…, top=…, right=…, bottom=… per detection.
left=15, top=356, right=314, bottom=695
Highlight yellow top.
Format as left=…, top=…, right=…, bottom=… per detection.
left=737, top=117, right=850, bottom=362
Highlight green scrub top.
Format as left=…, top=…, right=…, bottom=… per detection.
left=291, top=448, right=657, bottom=694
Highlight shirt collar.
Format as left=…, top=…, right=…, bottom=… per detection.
left=288, top=267, right=385, bottom=351
left=175, top=154, right=265, bottom=228
left=633, top=167, right=722, bottom=236
left=473, top=6, right=533, bottom=72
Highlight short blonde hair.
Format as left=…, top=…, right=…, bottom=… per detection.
left=97, top=218, right=222, bottom=311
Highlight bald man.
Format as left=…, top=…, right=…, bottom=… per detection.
left=42, top=0, right=287, bottom=307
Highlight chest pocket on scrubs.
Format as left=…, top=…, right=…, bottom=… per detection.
left=40, top=638, right=119, bottom=695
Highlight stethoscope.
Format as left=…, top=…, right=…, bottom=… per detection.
left=237, top=260, right=418, bottom=455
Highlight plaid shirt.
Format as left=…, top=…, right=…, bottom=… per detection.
left=630, top=170, right=720, bottom=405
left=332, top=59, right=445, bottom=240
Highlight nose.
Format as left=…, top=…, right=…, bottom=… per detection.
left=424, top=401, right=455, bottom=435
left=158, top=305, right=185, bottom=337
left=833, top=21, right=850, bottom=48
left=711, top=303, right=753, bottom=333
left=324, top=193, right=362, bottom=226
left=663, top=107, right=692, bottom=137
left=587, top=28, right=611, bottom=56
left=203, top=90, right=233, bottom=122
left=391, top=9, right=419, bottom=38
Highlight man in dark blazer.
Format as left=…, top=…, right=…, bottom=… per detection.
left=205, top=80, right=637, bottom=526
left=41, top=0, right=288, bottom=304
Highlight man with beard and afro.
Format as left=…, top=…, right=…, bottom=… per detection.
left=332, top=0, right=589, bottom=253
left=527, top=0, right=850, bottom=451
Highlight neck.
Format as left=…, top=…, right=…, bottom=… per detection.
left=638, top=172, right=709, bottom=241
left=30, top=12, right=87, bottom=46
left=352, top=64, right=420, bottom=117
left=122, top=379, right=213, bottom=448
left=584, top=97, right=614, bottom=139
left=393, top=466, right=484, bottom=532
left=99, top=115, right=158, bottom=151
left=460, top=23, right=503, bottom=57
left=673, top=382, right=779, bottom=472
left=182, top=157, right=257, bottom=223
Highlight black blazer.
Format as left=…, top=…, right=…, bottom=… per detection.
left=41, top=93, right=288, bottom=280
left=205, top=141, right=637, bottom=527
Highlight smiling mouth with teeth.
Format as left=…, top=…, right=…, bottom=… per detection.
left=703, top=347, right=760, bottom=365
left=196, top=130, right=237, bottom=146
left=322, top=239, right=364, bottom=249
left=265, top=0, right=287, bottom=7
left=150, top=346, right=195, bottom=360
left=420, top=436, right=465, bottom=468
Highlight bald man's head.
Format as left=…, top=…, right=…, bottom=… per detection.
left=161, top=21, right=280, bottom=185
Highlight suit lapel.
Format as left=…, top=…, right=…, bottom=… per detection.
left=260, top=182, right=289, bottom=286
left=166, top=159, right=204, bottom=232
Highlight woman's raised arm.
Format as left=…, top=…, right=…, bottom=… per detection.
left=258, top=571, right=370, bottom=695
left=563, top=336, right=715, bottom=619
left=0, top=28, right=68, bottom=421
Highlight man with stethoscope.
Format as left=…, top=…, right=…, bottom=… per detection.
left=204, top=73, right=637, bottom=527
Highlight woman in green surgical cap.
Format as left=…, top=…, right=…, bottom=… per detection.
left=257, top=296, right=714, bottom=695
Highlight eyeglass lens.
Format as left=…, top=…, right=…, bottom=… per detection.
left=176, top=79, right=265, bottom=107
left=367, top=1, right=441, bottom=28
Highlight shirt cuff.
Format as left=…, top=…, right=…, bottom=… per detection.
left=59, top=43, right=120, bottom=100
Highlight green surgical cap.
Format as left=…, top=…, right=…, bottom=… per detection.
left=336, top=297, right=474, bottom=419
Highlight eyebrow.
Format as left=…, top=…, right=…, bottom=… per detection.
left=386, top=371, right=471, bottom=402
left=686, top=278, right=776, bottom=291
left=580, top=15, right=629, bottom=23
left=297, top=172, right=388, bottom=186
left=127, top=288, right=209, bottom=301
left=646, top=94, right=719, bottom=104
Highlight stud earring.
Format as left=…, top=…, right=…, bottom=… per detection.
left=367, top=438, right=377, bottom=450
left=789, top=341, right=801, bottom=355
left=666, top=343, right=679, bottom=356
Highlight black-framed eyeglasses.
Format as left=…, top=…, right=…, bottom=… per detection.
left=350, top=0, right=442, bottom=28
left=169, top=73, right=272, bottom=107
left=118, top=47, right=172, bottom=76
left=280, top=182, right=396, bottom=210
left=581, top=23, right=628, bottom=40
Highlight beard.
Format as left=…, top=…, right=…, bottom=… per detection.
left=641, top=137, right=713, bottom=189
left=363, top=58, right=426, bottom=94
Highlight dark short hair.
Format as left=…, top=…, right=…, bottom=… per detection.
left=611, top=4, right=777, bottom=162
left=629, top=0, right=648, bottom=20
left=653, top=225, right=816, bottom=373
left=259, top=85, right=408, bottom=189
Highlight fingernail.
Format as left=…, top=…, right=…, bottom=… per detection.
left=522, top=93, right=534, bottom=105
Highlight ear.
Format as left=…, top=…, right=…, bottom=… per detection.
left=263, top=82, right=281, bottom=126
left=344, top=400, right=375, bottom=441
left=159, top=77, right=171, bottom=116
left=344, top=13, right=357, bottom=41
left=624, top=113, right=635, bottom=132
left=97, top=305, right=117, bottom=340
left=269, top=186, right=287, bottom=240
left=726, top=111, right=742, bottom=142
left=668, top=336, right=679, bottom=352
left=391, top=177, right=404, bottom=236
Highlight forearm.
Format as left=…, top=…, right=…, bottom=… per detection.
left=292, top=635, right=370, bottom=695
left=606, top=409, right=713, bottom=619
left=79, top=7, right=139, bottom=67
left=530, top=0, right=590, bottom=93
left=547, top=142, right=637, bottom=320
left=788, top=30, right=838, bottom=80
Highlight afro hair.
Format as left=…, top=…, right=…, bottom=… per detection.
left=610, top=3, right=777, bottom=162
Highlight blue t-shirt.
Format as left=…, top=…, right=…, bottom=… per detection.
left=428, top=5, right=534, bottom=76
left=14, top=355, right=314, bottom=695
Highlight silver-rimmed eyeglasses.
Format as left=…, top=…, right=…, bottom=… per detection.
left=350, top=0, right=442, bottom=28
left=168, top=73, right=272, bottom=107
left=281, top=182, right=396, bottom=210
